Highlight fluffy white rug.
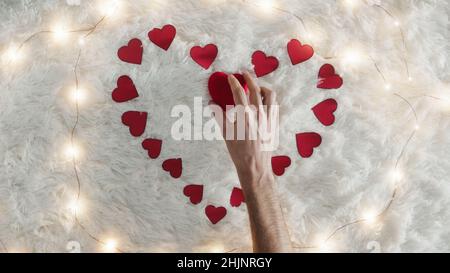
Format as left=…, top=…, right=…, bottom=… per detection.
left=0, top=0, right=449, bottom=253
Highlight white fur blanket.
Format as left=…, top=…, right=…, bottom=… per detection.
left=0, top=0, right=449, bottom=252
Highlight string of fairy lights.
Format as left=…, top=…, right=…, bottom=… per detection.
left=1, top=1, right=122, bottom=253
left=240, top=0, right=446, bottom=252
left=70, top=17, right=125, bottom=253
left=1, top=0, right=447, bottom=252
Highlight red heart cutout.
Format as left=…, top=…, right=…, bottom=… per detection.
left=317, top=64, right=343, bottom=89
left=271, top=156, right=292, bottom=176
left=312, top=99, right=338, bottom=126
left=190, top=44, right=218, bottom=70
left=142, top=138, right=162, bottom=159
left=183, top=184, right=203, bottom=205
left=252, top=50, right=279, bottom=77
left=230, top=187, right=245, bottom=207
left=205, top=205, right=227, bottom=224
left=148, top=24, right=176, bottom=51
left=117, top=38, right=143, bottom=65
left=296, top=132, right=322, bottom=158
left=112, top=75, right=139, bottom=103
left=208, top=72, right=248, bottom=111
left=287, top=39, right=314, bottom=65
left=121, top=111, right=147, bottom=137
left=162, top=158, right=182, bottom=179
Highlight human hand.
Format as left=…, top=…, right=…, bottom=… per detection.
left=217, top=71, right=279, bottom=191
left=212, top=72, right=291, bottom=252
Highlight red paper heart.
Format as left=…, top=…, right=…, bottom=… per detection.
left=205, top=205, right=227, bottom=224
left=183, top=184, right=203, bottom=205
left=230, top=187, right=245, bottom=207
left=317, top=64, right=343, bottom=89
left=162, top=158, right=182, bottom=179
left=252, top=51, right=279, bottom=77
left=190, top=44, right=218, bottom=70
left=296, top=132, right=322, bottom=158
left=112, top=75, right=139, bottom=103
left=312, top=99, right=338, bottom=126
left=142, top=138, right=162, bottom=159
left=117, top=38, right=143, bottom=65
left=271, top=156, right=292, bottom=176
left=287, top=39, right=314, bottom=65
left=148, top=24, right=176, bottom=51
left=121, top=111, right=147, bottom=137
left=208, top=72, right=248, bottom=111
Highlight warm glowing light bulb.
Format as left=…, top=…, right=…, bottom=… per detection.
left=363, top=210, right=378, bottom=225
left=314, top=234, right=334, bottom=253
left=441, top=97, right=450, bottom=111
left=408, top=76, right=413, bottom=82
left=341, top=47, right=363, bottom=66
left=2, top=46, right=22, bottom=64
left=209, top=244, right=224, bottom=253
left=318, top=240, right=334, bottom=253
left=394, top=20, right=400, bottom=27
left=384, top=83, right=392, bottom=91
left=8, top=248, right=27, bottom=253
left=318, top=240, right=327, bottom=250
left=304, top=29, right=323, bottom=46
left=71, top=88, right=86, bottom=103
left=65, top=144, right=80, bottom=159
left=53, top=25, right=69, bottom=42
left=78, top=37, right=85, bottom=46
left=392, top=169, right=403, bottom=182
left=343, top=0, right=359, bottom=9
left=68, top=199, right=82, bottom=215
left=414, top=124, right=420, bottom=130
left=99, top=0, right=120, bottom=16
left=1, top=44, right=24, bottom=65
left=258, top=0, right=275, bottom=13
left=103, top=239, right=118, bottom=252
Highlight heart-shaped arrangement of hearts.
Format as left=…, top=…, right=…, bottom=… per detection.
left=113, top=25, right=343, bottom=225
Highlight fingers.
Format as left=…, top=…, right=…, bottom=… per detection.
left=261, top=86, right=277, bottom=120
left=209, top=101, right=234, bottom=139
left=243, top=71, right=263, bottom=108
left=260, top=87, right=279, bottom=143
left=228, top=74, right=248, bottom=106
left=208, top=101, right=225, bottom=136
left=261, top=87, right=276, bottom=107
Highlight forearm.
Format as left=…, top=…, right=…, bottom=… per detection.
left=238, top=171, right=292, bottom=253
left=223, top=72, right=290, bottom=252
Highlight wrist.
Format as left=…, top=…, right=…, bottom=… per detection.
left=237, top=169, right=276, bottom=195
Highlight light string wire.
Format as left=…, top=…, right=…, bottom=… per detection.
left=68, top=1, right=450, bottom=253
left=372, top=3, right=411, bottom=79
left=290, top=92, right=419, bottom=250
left=2, top=0, right=446, bottom=253
left=3, top=3, right=239, bottom=253
left=235, top=0, right=425, bottom=251
left=70, top=16, right=125, bottom=253
left=0, top=12, right=126, bottom=252
left=239, top=1, right=401, bottom=82
left=70, top=18, right=125, bottom=252
left=15, top=17, right=105, bottom=51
